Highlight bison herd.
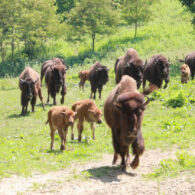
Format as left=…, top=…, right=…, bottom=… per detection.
left=18, top=49, right=195, bottom=171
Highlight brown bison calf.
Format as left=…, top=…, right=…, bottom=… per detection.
left=46, top=106, right=76, bottom=150
left=71, top=99, right=102, bottom=142
left=143, top=54, right=170, bottom=95
left=19, top=66, right=45, bottom=115
left=180, top=64, right=191, bottom=83
left=78, top=70, right=89, bottom=90
left=104, top=75, right=149, bottom=171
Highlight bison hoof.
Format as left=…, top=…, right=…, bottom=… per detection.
left=60, top=145, right=65, bottom=150
left=130, top=157, right=139, bottom=169
left=121, top=164, right=127, bottom=172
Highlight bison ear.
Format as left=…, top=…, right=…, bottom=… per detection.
left=19, top=79, right=26, bottom=85
left=32, top=78, right=39, bottom=85
left=74, top=112, right=77, bottom=117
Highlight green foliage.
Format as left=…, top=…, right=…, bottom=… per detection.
left=145, top=151, right=195, bottom=179
left=165, top=92, right=187, bottom=108
left=67, top=0, right=119, bottom=51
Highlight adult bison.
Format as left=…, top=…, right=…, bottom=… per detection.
left=41, top=58, right=67, bottom=84
left=19, top=66, right=45, bottom=115
left=104, top=75, right=149, bottom=171
left=115, top=48, right=144, bottom=89
left=89, top=62, right=109, bottom=99
left=180, top=52, right=195, bottom=80
left=43, top=59, right=69, bottom=105
left=143, top=54, right=170, bottom=95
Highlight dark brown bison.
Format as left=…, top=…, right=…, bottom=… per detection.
left=71, top=99, right=102, bottom=142
left=78, top=70, right=89, bottom=90
left=19, top=66, right=45, bottom=115
left=180, top=52, right=195, bottom=80
left=41, top=58, right=67, bottom=84
left=89, top=62, right=109, bottom=99
left=115, top=48, right=144, bottom=89
left=104, top=75, right=149, bottom=171
left=143, top=54, right=170, bottom=95
left=46, top=106, right=76, bottom=150
left=44, top=61, right=69, bottom=105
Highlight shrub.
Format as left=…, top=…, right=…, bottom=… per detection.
left=165, top=92, right=186, bottom=108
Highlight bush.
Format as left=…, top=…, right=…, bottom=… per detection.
left=165, top=92, right=186, bottom=108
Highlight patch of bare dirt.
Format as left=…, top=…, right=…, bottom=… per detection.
left=0, top=149, right=194, bottom=195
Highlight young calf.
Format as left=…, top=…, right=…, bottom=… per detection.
left=46, top=106, right=76, bottom=150
left=78, top=70, right=89, bottom=90
left=180, top=64, right=191, bottom=83
left=71, top=99, right=102, bottom=142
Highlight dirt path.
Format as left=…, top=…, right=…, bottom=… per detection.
left=0, top=149, right=194, bottom=195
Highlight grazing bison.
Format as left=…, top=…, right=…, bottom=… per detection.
left=78, top=70, right=89, bottom=90
left=104, top=75, right=149, bottom=171
left=180, top=52, right=195, bottom=80
left=46, top=106, right=76, bottom=150
left=41, top=58, right=66, bottom=84
left=44, top=62, right=69, bottom=105
left=180, top=64, right=191, bottom=84
left=115, top=48, right=144, bottom=89
left=89, top=62, right=109, bottom=99
left=71, top=99, right=102, bottom=142
left=19, top=66, right=45, bottom=115
left=143, top=54, right=170, bottom=95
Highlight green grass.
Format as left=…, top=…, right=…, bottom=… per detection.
left=0, top=0, right=195, bottom=179
left=144, top=150, right=195, bottom=179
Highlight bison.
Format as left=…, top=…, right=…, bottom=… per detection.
left=104, top=75, right=149, bottom=171
left=180, top=64, right=191, bottom=84
left=19, top=66, right=45, bottom=115
left=89, top=62, right=109, bottom=99
left=71, top=99, right=102, bottom=142
left=44, top=62, right=69, bottom=105
left=46, top=106, right=76, bottom=150
left=41, top=58, right=66, bottom=84
left=78, top=70, right=89, bottom=90
left=180, top=52, right=195, bottom=80
left=143, top=54, right=170, bottom=95
left=115, top=48, right=144, bottom=89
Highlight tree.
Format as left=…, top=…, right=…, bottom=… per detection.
left=179, top=0, right=195, bottom=25
left=67, top=0, right=119, bottom=52
left=120, top=0, right=158, bottom=38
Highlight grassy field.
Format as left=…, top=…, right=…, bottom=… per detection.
left=0, top=0, right=194, bottom=179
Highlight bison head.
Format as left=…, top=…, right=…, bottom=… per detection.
left=60, top=110, right=77, bottom=125
left=50, top=66, right=66, bottom=92
left=88, top=108, right=102, bottom=124
left=20, top=78, right=39, bottom=100
left=95, top=66, right=109, bottom=84
left=156, top=57, right=170, bottom=78
left=114, top=92, right=149, bottom=142
left=180, top=64, right=189, bottom=75
left=125, top=61, right=144, bottom=89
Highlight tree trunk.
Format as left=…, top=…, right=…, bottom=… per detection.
left=0, top=41, right=6, bottom=63
left=92, top=33, right=96, bottom=52
left=134, top=0, right=138, bottom=38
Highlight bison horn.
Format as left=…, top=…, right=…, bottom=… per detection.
left=117, top=92, right=144, bottom=103
left=33, top=78, right=39, bottom=85
left=113, top=101, right=122, bottom=109
left=144, top=59, right=147, bottom=66
left=19, top=79, right=26, bottom=84
left=65, top=64, right=69, bottom=71
left=143, top=96, right=150, bottom=107
left=50, top=65, right=54, bottom=71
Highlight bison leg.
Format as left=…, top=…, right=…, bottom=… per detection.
left=98, top=86, right=102, bottom=99
left=131, top=131, right=145, bottom=169
left=70, top=123, right=74, bottom=140
left=90, top=122, right=95, bottom=140
left=47, top=90, right=50, bottom=104
left=51, top=91, right=57, bottom=105
left=50, top=128, right=55, bottom=151
left=31, top=95, right=37, bottom=112
left=112, top=152, right=118, bottom=165
left=38, top=89, right=45, bottom=110
left=60, top=84, right=66, bottom=104
left=191, top=71, right=194, bottom=80
left=164, top=75, right=169, bottom=89
left=111, top=129, right=120, bottom=165
left=58, top=128, right=66, bottom=150
left=120, top=146, right=129, bottom=172
left=77, top=119, right=84, bottom=142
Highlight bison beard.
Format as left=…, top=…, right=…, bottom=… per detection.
left=104, top=76, right=149, bottom=171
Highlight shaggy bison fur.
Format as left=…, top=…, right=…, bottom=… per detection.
left=180, top=64, right=191, bottom=83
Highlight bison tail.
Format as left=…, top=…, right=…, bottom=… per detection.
left=45, top=119, right=49, bottom=124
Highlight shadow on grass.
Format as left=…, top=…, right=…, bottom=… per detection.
left=7, top=112, right=31, bottom=119
left=86, top=165, right=136, bottom=183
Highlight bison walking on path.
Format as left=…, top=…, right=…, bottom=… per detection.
left=46, top=106, right=76, bottom=151
left=180, top=52, right=195, bottom=80
left=89, top=62, right=109, bottom=99
left=78, top=70, right=89, bottom=90
left=104, top=75, right=149, bottom=171
left=72, top=99, right=102, bottom=142
left=19, top=66, right=45, bottom=115
left=42, top=58, right=69, bottom=105
left=115, top=48, right=144, bottom=89
left=143, top=54, right=170, bottom=95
